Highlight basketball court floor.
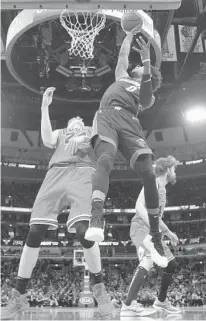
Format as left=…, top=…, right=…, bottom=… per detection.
left=14, top=307, right=206, bottom=320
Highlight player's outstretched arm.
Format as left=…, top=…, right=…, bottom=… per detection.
left=115, top=32, right=134, bottom=81
left=41, top=87, right=59, bottom=148
left=133, top=37, right=154, bottom=109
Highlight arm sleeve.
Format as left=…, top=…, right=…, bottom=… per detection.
left=139, top=74, right=154, bottom=109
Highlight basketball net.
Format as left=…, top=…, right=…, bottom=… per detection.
left=60, top=10, right=106, bottom=60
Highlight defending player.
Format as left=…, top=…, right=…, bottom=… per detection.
left=121, top=156, right=181, bottom=316
left=85, top=29, right=167, bottom=267
left=1, top=88, right=112, bottom=320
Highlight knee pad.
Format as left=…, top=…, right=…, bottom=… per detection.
left=164, top=259, right=178, bottom=274
left=76, top=221, right=94, bottom=249
left=26, top=224, right=48, bottom=248
left=133, top=154, right=154, bottom=176
left=139, top=255, right=153, bottom=272
left=98, top=153, right=115, bottom=174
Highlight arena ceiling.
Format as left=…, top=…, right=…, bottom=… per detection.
left=1, top=0, right=206, bottom=138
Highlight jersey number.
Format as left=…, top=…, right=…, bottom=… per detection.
left=126, top=85, right=138, bottom=92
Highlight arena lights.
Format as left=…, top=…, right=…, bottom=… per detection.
left=185, top=107, right=206, bottom=123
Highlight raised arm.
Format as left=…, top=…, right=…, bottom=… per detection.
left=133, top=37, right=155, bottom=109
left=115, top=32, right=133, bottom=81
left=41, top=87, right=59, bottom=149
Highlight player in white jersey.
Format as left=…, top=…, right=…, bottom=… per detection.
left=1, top=88, right=112, bottom=320
left=121, top=156, right=182, bottom=316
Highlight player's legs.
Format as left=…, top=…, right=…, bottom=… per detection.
left=75, top=221, right=113, bottom=316
left=121, top=221, right=154, bottom=317
left=65, top=167, right=112, bottom=316
left=133, top=155, right=167, bottom=267
left=154, top=249, right=181, bottom=314
left=76, top=221, right=102, bottom=281
left=1, top=224, right=48, bottom=320
left=118, top=111, right=167, bottom=266
left=86, top=139, right=116, bottom=241
left=85, top=109, right=118, bottom=242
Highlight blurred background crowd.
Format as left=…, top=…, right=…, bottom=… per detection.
left=1, top=259, right=206, bottom=308
left=1, top=176, right=206, bottom=209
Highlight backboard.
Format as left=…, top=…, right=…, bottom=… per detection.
left=2, top=0, right=182, bottom=10
left=73, top=250, right=85, bottom=267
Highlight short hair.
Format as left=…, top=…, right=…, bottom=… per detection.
left=67, top=116, right=83, bottom=126
left=154, top=155, right=179, bottom=177
left=151, top=65, right=162, bottom=92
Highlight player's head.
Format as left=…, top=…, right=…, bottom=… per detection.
left=154, top=155, right=179, bottom=184
left=67, top=116, right=84, bottom=131
left=130, top=65, right=162, bottom=92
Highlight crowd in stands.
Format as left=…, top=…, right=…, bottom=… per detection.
left=1, top=176, right=206, bottom=209
left=1, top=212, right=206, bottom=244
left=1, top=259, right=206, bottom=308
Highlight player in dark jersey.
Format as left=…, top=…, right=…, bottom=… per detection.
left=1, top=88, right=112, bottom=320
left=85, top=28, right=167, bottom=268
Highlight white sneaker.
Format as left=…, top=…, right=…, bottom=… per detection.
left=153, top=298, right=181, bottom=314
left=1, top=289, right=29, bottom=320
left=85, top=214, right=105, bottom=242
left=143, top=234, right=168, bottom=268
left=120, top=301, right=156, bottom=317
left=85, top=227, right=104, bottom=242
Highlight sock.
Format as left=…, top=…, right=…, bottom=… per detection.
left=16, top=277, right=30, bottom=295
left=84, top=242, right=103, bottom=285
left=124, top=266, right=148, bottom=306
left=16, top=244, right=40, bottom=294
left=158, top=272, right=173, bottom=302
left=92, top=271, right=103, bottom=285
left=91, top=198, right=104, bottom=217
left=83, top=242, right=102, bottom=274
left=91, top=190, right=105, bottom=216
left=148, top=211, right=160, bottom=236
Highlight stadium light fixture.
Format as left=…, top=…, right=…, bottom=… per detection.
left=185, top=107, right=206, bottom=123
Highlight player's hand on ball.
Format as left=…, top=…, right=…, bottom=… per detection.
left=132, top=36, right=151, bottom=61
left=167, top=230, right=179, bottom=246
left=130, top=25, right=141, bottom=36
left=41, top=87, right=56, bottom=108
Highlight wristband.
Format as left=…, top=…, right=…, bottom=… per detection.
left=142, top=58, right=151, bottom=64
left=142, top=74, right=151, bottom=82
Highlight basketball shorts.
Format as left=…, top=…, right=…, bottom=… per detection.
left=30, top=166, right=95, bottom=232
left=130, top=217, right=174, bottom=263
left=92, top=107, right=153, bottom=169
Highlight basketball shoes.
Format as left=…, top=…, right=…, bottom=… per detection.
left=153, top=298, right=181, bottom=314
left=121, top=301, right=156, bottom=317
left=143, top=234, right=168, bottom=268
left=1, top=288, right=29, bottom=320
left=93, top=283, right=113, bottom=316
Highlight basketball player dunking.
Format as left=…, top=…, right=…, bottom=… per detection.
left=121, top=156, right=181, bottom=316
left=1, top=88, right=112, bottom=320
left=85, top=28, right=167, bottom=267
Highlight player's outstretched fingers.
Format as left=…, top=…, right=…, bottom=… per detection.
left=132, top=46, right=141, bottom=53
left=136, top=36, right=147, bottom=49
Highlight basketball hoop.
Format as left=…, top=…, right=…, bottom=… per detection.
left=60, top=10, right=106, bottom=59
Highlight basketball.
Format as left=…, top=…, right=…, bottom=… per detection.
left=121, top=11, right=143, bottom=33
